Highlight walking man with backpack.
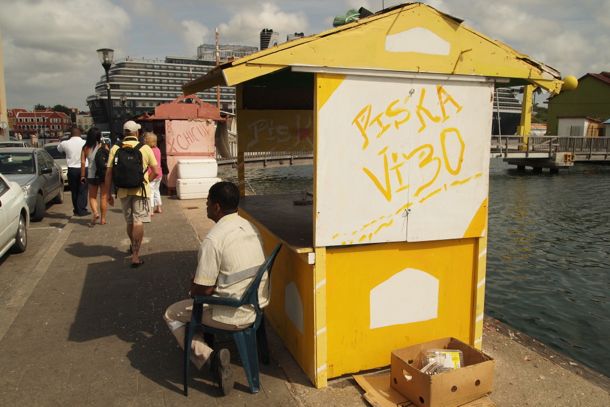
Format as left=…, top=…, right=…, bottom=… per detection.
left=104, top=121, right=159, bottom=267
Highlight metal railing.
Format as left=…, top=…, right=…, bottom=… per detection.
left=491, top=136, right=610, bottom=160
left=217, top=136, right=610, bottom=164
left=556, top=137, right=610, bottom=160
left=217, top=149, right=313, bottom=166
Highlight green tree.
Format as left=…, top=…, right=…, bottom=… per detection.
left=33, top=103, right=47, bottom=111
left=52, top=104, right=72, bottom=115
left=532, top=105, right=548, bottom=124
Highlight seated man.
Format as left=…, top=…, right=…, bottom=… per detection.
left=164, top=181, right=267, bottom=396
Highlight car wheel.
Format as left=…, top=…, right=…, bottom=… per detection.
left=31, top=193, right=45, bottom=222
left=53, top=188, right=64, bottom=204
left=11, top=213, right=27, bottom=253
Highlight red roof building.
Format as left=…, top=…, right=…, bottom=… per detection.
left=11, top=109, right=71, bottom=137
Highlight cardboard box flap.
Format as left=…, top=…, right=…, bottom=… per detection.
left=355, top=372, right=496, bottom=407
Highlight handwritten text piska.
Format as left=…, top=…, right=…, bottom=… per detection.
left=352, top=85, right=465, bottom=203
left=331, top=84, right=483, bottom=244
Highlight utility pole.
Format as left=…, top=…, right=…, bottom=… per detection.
left=215, top=28, right=221, bottom=110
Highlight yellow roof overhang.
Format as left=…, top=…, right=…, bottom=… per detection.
left=183, top=3, right=566, bottom=95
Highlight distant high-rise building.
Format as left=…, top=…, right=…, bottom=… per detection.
left=287, top=32, right=305, bottom=42
left=260, top=29, right=279, bottom=50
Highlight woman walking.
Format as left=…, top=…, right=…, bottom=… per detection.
left=144, top=132, right=163, bottom=215
left=80, top=127, right=109, bottom=226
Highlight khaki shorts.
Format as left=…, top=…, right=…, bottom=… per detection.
left=120, top=195, right=150, bottom=224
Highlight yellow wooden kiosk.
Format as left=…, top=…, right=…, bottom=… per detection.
left=184, top=3, right=570, bottom=388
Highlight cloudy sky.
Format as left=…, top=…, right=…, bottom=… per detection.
left=1, top=0, right=608, bottom=111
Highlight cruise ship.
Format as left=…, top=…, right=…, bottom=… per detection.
left=86, top=44, right=257, bottom=133
left=87, top=48, right=523, bottom=137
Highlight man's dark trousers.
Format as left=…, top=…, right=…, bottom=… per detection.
left=67, top=167, right=88, bottom=215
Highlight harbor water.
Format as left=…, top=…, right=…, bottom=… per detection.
left=219, top=159, right=610, bottom=377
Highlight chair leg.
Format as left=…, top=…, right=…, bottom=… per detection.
left=233, top=330, right=260, bottom=393
left=183, top=322, right=194, bottom=396
left=246, top=329, right=261, bottom=392
left=257, top=317, right=270, bottom=365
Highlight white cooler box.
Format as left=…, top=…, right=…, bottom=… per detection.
left=176, top=177, right=221, bottom=200
left=177, top=158, right=218, bottom=179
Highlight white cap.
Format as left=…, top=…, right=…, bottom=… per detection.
left=123, top=120, right=141, bottom=133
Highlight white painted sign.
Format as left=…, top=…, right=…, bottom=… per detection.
left=370, top=268, right=439, bottom=329
left=316, top=75, right=492, bottom=246
left=385, top=28, right=450, bottom=55
left=285, top=282, right=304, bottom=334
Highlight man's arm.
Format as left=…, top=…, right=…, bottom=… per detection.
left=189, top=282, right=214, bottom=297
left=149, top=165, right=160, bottom=181
left=57, top=142, right=64, bottom=153
left=104, top=166, right=114, bottom=206
left=191, top=238, right=220, bottom=297
left=80, top=148, right=87, bottom=180
left=145, top=146, right=160, bottom=180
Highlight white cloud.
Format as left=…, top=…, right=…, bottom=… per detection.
left=1, top=0, right=130, bottom=109
left=130, top=0, right=155, bottom=15
left=218, top=3, right=308, bottom=45
left=181, top=20, right=210, bottom=53
left=421, top=0, right=610, bottom=77
left=1, top=1, right=607, bottom=112
left=123, top=0, right=211, bottom=55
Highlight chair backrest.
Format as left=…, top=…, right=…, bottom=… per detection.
left=239, top=243, right=282, bottom=314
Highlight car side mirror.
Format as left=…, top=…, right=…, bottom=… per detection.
left=41, top=167, right=52, bottom=175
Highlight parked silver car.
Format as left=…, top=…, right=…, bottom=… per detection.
left=0, top=147, right=63, bottom=221
left=0, top=173, right=29, bottom=257
left=43, top=142, right=69, bottom=187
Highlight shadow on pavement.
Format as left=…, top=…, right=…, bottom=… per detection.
left=64, top=242, right=127, bottom=261
left=43, top=212, right=72, bottom=221
left=66, top=248, right=290, bottom=397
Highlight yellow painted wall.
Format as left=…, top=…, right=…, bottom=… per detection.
left=325, top=238, right=477, bottom=378
left=240, top=210, right=318, bottom=382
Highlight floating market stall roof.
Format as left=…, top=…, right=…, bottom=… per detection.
left=184, top=3, right=566, bottom=95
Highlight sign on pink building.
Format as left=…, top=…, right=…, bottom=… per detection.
left=165, top=119, right=216, bottom=188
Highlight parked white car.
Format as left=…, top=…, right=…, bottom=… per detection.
left=0, top=174, right=29, bottom=257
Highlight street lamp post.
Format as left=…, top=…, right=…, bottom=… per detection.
left=96, top=48, right=115, bottom=144
left=120, top=95, right=127, bottom=125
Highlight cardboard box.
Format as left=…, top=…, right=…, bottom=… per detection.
left=390, top=337, right=495, bottom=407
left=354, top=372, right=495, bottom=407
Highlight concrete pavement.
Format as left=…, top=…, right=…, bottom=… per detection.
left=0, top=195, right=607, bottom=406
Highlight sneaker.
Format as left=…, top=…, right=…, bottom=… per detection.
left=213, top=348, right=233, bottom=396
